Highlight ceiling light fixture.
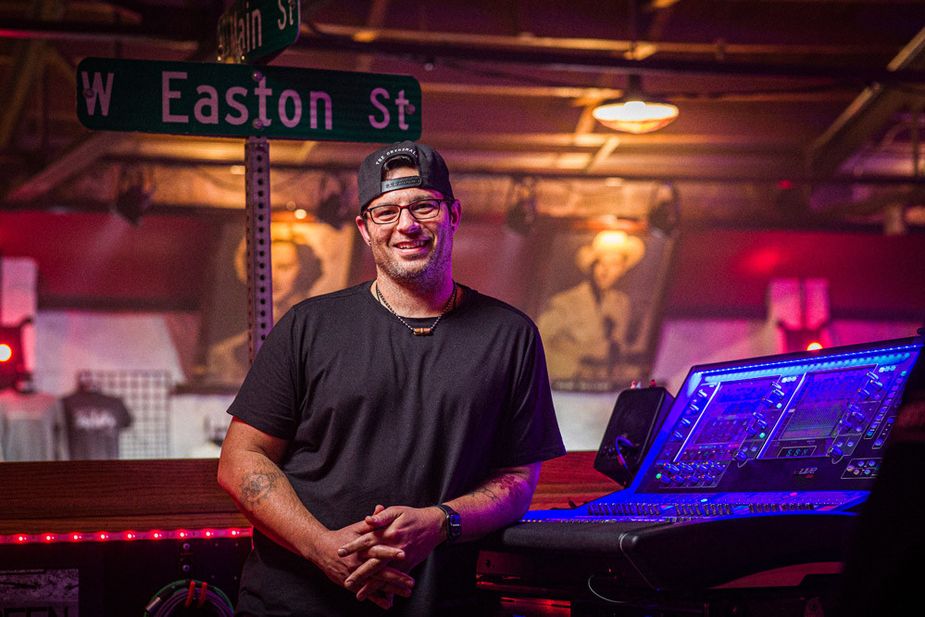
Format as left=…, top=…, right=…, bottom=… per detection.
left=592, top=74, right=679, bottom=134
left=593, top=1, right=678, bottom=134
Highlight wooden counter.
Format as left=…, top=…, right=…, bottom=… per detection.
left=0, top=452, right=617, bottom=535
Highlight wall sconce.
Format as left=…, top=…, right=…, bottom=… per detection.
left=315, top=175, right=351, bottom=229
left=647, top=181, right=681, bottom=236
left=505, top=178, right=538, bottom=235
left=114, top=165, right=155, bottom=225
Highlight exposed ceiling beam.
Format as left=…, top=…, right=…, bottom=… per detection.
left=297, top=23, right=925, bottom=84
left=421, top=82, right=856, bottom=102
left=89, top=153, right=925, bottom=185
left=312, top=23, right=895, bottom=59
left=4, top=131, right=130, bottom=203
left=2, top=17, right=920, bottom=82
left=0, top=40, right=47, bottom=149
left=808, top=27, right=925, bottom=176
left=2, top=36, right=219, bottom=203
left=0, top=16, right=898, bottom=59
left=0, top=0, right=63, bottom=149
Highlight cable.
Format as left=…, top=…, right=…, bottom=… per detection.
left=586, top=574, right=632, bottom=605
left=587, top=575, right=691, bottom=614
left=143, top=580, right=234, bottom=617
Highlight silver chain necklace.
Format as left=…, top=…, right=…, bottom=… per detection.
left=375, top=281, right=458, bottom=336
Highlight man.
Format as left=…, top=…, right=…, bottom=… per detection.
left=218, top=140, right=565, bottom=616
left=538, top=230, right=645, bottom=382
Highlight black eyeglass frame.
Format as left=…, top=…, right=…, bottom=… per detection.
left=363, top=199, right=449, bottom=225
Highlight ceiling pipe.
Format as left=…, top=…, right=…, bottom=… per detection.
left=2, top=17, right=924, bottom=84
left=298, top=23, right=925, bottom=84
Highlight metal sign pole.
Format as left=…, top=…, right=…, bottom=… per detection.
left=244, top=136, right=273, bottom=363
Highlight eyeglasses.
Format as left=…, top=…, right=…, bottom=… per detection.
left=364, top=199, right=445, bottom=225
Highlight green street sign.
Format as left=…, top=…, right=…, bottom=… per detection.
left=76, top=57, right=422, bottom=142
left=218, top=0, right=300, bottom=64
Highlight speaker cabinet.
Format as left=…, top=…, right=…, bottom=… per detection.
left=594, top=386, right=674, bottom=486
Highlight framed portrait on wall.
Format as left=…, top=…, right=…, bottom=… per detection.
left=196, top=219, right=356, bottom=386
left=533, top=226, right=675, bottom=392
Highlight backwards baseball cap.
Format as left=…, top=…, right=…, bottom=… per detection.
left=357, top=141, right=454, bottom=212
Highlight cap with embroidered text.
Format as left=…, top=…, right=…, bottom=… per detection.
left=357, top=141, right=454, bottom=212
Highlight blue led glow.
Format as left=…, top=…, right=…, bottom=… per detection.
left=701, top=345, right=917, bottom=378
left=698, top=347, right=919, bottom=388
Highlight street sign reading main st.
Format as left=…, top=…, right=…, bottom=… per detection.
left=76, top=57, right=422, bottom=142
left=218, top=0, right=300, bottom=64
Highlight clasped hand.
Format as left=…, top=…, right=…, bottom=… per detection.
left=336, top=504, right=445, bottom=608
left=311, top=505, right=412, bottom=610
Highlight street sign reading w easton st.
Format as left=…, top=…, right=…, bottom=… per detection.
left=76, top=57, right=422, bottom=142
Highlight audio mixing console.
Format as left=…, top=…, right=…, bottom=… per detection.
left=479, top=336, right=923, bottom=614
left=527, top=336, right=922, bottom=524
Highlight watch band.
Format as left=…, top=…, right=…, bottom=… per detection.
left=435, top=503, right=461, bottom=543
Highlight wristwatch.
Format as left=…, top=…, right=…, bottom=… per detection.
left=435, top=504, right=461, bottom=544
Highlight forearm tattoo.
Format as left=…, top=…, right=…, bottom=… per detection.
left=240, top=469, right=279, bottom=508
left=472, top=472, right=525, bottom=503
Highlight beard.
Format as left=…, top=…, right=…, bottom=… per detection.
left=371, top=226, right=454, bottom=291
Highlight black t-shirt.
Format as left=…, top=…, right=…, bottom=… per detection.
left=60, top=389, right=132, bottom=460
left=229, top=282, right=565, bottom=616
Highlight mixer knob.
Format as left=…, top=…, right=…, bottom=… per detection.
left=734, top=450, right=749, bottom=462
left=828, top=445, right=843, bottom=458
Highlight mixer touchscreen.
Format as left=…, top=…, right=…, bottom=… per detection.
left=637, top=340, right=919, bottom=495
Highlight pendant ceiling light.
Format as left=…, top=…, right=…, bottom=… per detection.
left=593, top=1, right=678, bottom=134
left=592, top=74, right=679, bottom=134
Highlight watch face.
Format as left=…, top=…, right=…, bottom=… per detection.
left=447, top=513, right=461, bottom=541
left=438, top=504, right=461, bottom=542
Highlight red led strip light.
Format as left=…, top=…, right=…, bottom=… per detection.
left=1, top=527, right=252, bottom=545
